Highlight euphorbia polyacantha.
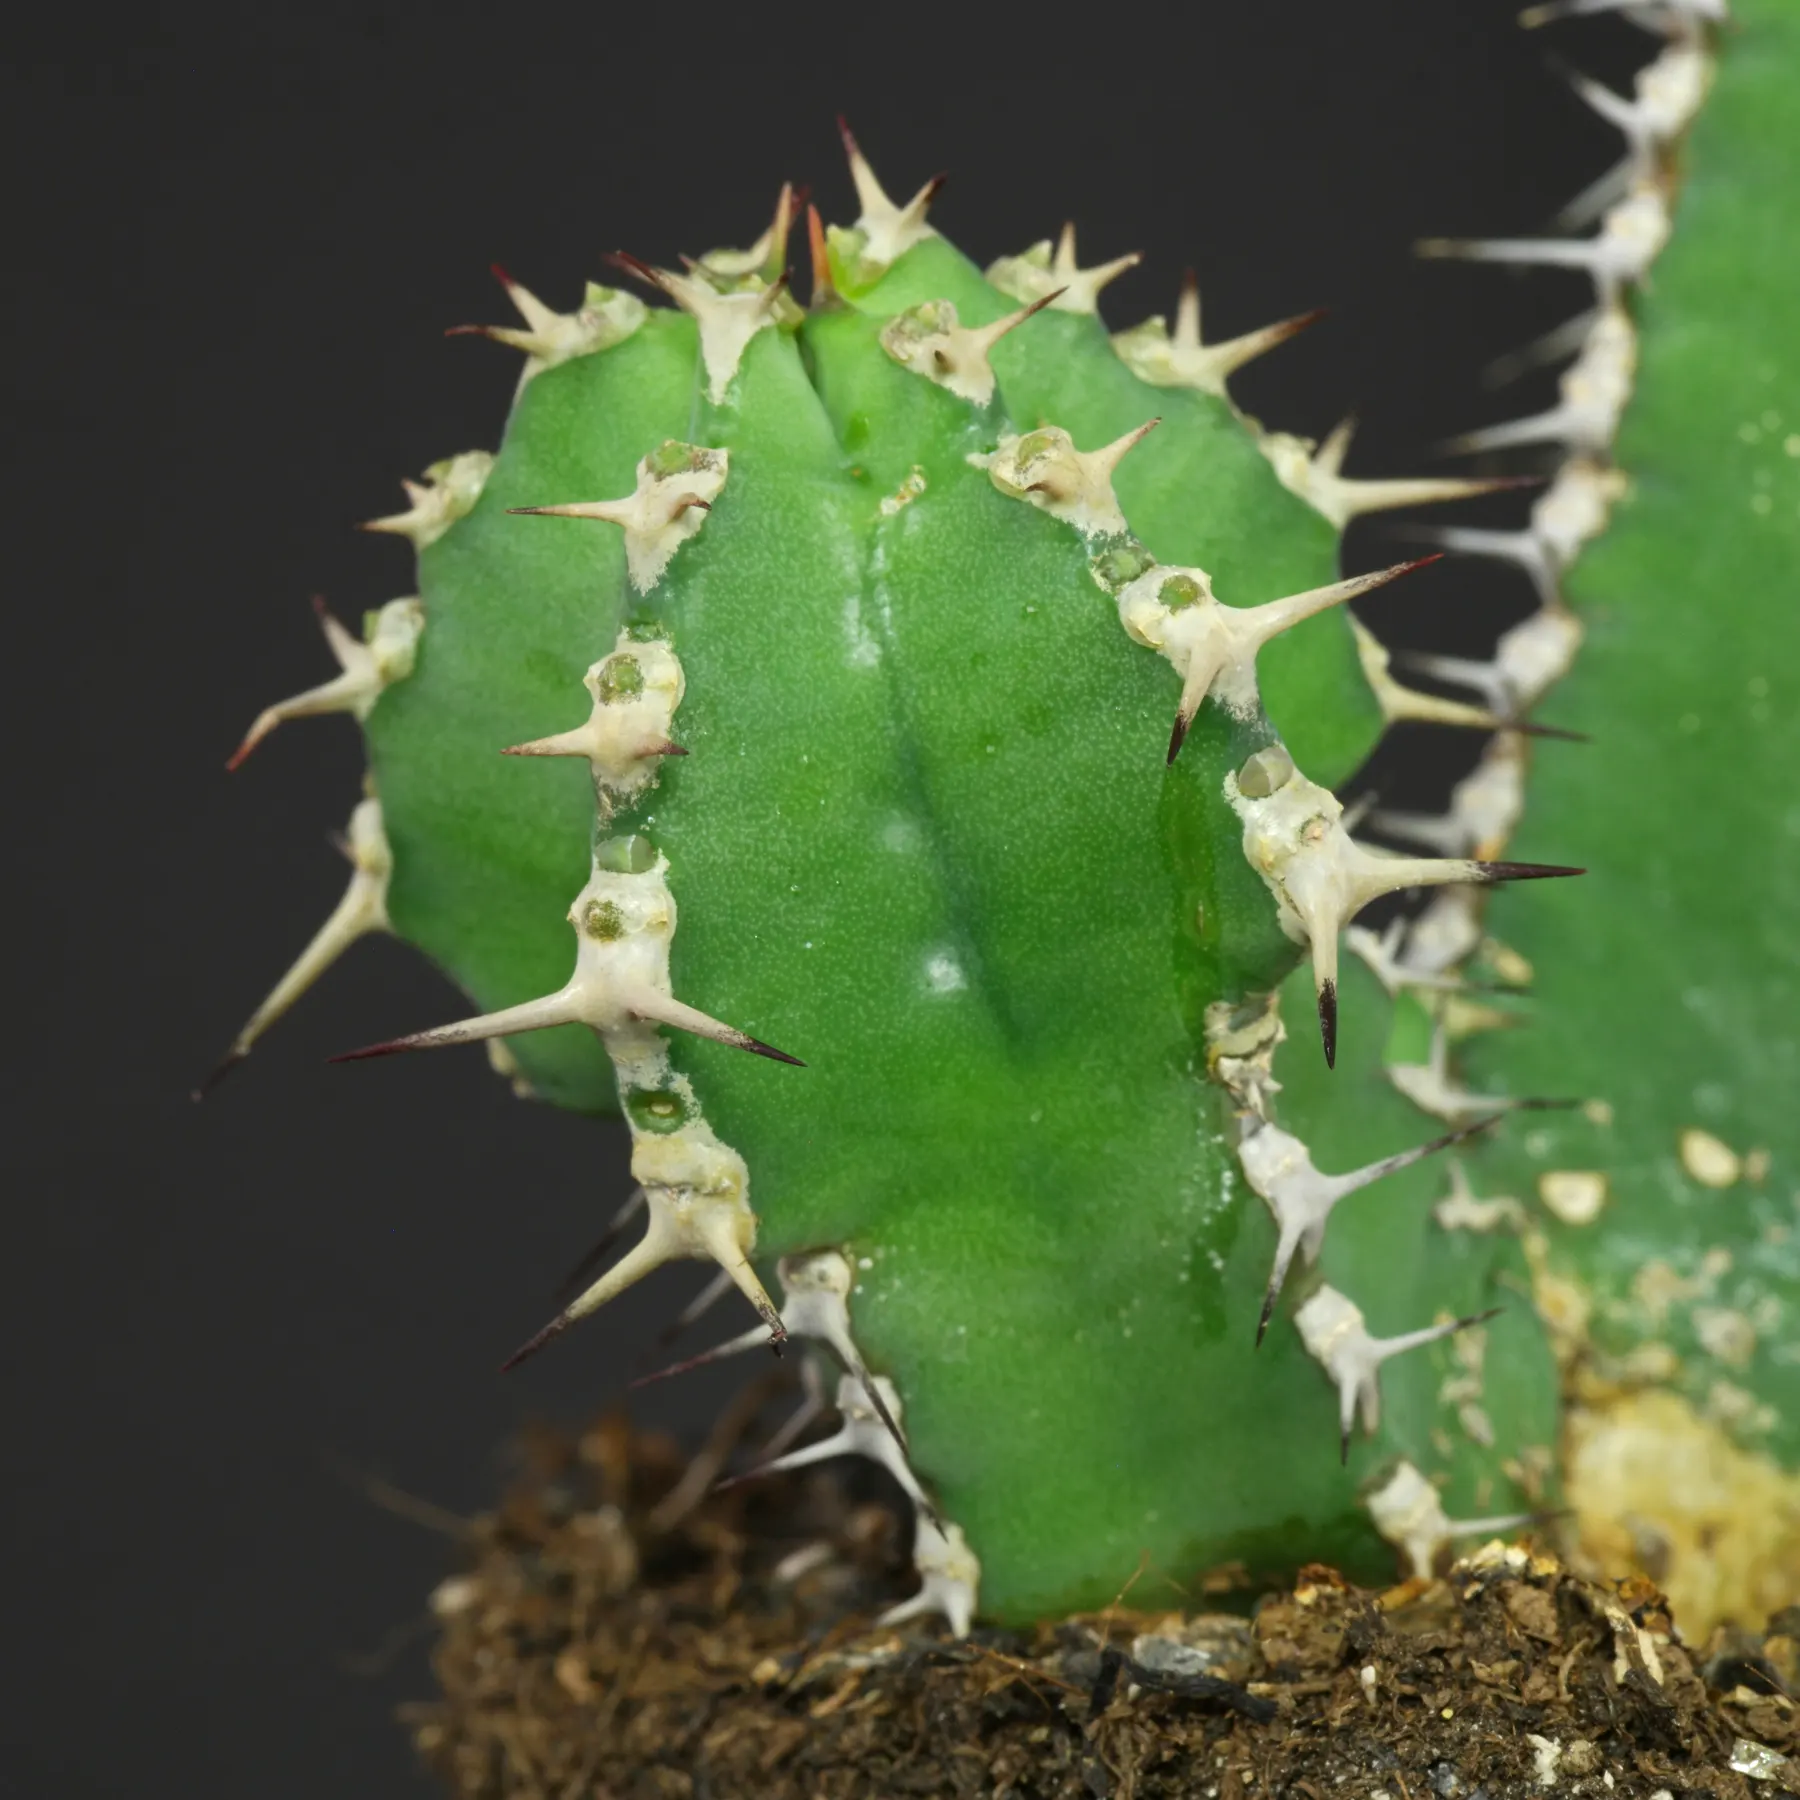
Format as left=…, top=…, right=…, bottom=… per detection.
left=205, top=0, right=1797, bottom=1634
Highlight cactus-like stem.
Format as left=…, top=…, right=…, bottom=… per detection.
left=212, top=0, right=1800, bottom=1636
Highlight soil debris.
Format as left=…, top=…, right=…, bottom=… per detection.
left=406, top=1416, right=1799, bottom=1800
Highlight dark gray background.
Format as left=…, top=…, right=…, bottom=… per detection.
left=10, top=2, right=1639, bottom=1792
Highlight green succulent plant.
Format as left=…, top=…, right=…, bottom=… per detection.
left=205, top=0, right=1797, bottom=1635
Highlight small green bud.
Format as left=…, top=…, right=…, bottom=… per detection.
left=594, top=833, right=659, bottom=874
left=625, top=1086, right=689, bottom=1135
left=623, top=615, right=669, bottom=642
left=1236, top=745, right=1296, bottom=799
left=1159, top=573, right=1205, bottom=612
left=645, top=440, right=704, bottom=479
left=885, top=300, right=954, bottom=351
left=596, top=654, right=645, bottom=704
left=826, top=222, right=870, bottom=268
left=581, top=898, right=626, bottom=941
left=1089, top=542, right=1157, bottom=593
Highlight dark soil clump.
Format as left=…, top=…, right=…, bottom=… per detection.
left=406, top=1416, right=1798, bottom=1799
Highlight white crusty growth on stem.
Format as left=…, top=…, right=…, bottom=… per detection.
left=335, top=833, right=796, bottom=1360
left=197, top=793, right=392, bottom=1096
left=1385, top=1026, right=1565, bottom=1129
left=725, top=1369, right=979, bottom=1632
left=509, top=441, right=728, bottom=593
left=986, top=222, right=1142, bottom=316
left=227, top=596, right=424, bottom=771
left=834, top=116, right=942, bottom=275
left=1572, top=41, right=1710, bottom=174
left=1352, top=618, right=1577, bottom=738
left=1371, top=731, right=1528, bottom=861
left=360, top=450, right=494, bottom=549
left=1260, top=417, right=1523, bottom=530
left=881, top=1516, right=982, bottom=1640
left=1227, top=743, right=1580, bottom=1064
left=1432, top=1159, right=1529, bottom=1234
left=504, top=1157, right=781, bottom=1374
left=609, top=255, right=786, bottom=405
left=1547, top=39, right=1711, bottom=226
left=1237, top=1114, right=1483, bottom=1343
left=1404, top=457, right=1627, bottom=606
left=331, top=847, right=801, bottom=1070
left=879, top=293, right=1059, bottom=406
left=696, top=181, right=800, bottom=285
left=448, top=267, right=646, bottom=384
left=349, top=844, right=801, bottom=1369
left=729, top=1372, right=931, bottom=1513
left=1346, top=918, right=1470, bottom=999
left=635, top=1249, right=912, bottom=1464
left=1365, top=1460, right=1536, bottom=1579
left=1111, top=270, right=1321, bottom=397
left=1420, top=182, right=1671, bottom=304
left=979, top=420, right=1159, bottom=537
left=1440, top=304, right=1638, bottom=458
left=1115, top=556, right=1438, bottom=762
left=1295, top=1286, right=1502, bottom=1463
left=1398, top=606, right=1584, bottom=719
left=1400, top=888, right=1489, bottom=983
left=503, top=630, right=687, bottom=819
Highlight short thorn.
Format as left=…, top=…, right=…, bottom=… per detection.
left=606, top=250, right=661, bottom=291
left=742, top=1037, right=806, bottom=1068
left=1510, top=719, right=1590, bottom=744
left=1273, top=306, right=1327, bottom=345
left=1385, top=552, right=1445, bottom=581
left=327, top=1037, right=416, bottom=1064
left=986, top=286, right=1064, bottom=343
left=1477, top=861, right=1586, bottom=883
left=551, top=1190, right=646, bottom=1306
left=806, top=204, right=836, bottom=309
left=191, top=1048, right=246, bottom=1102
left=629, top=1346, right=730, bottom=1390
left=499, top=1309, right=573, bottom=1374
left=1256, top=1287, right=1277, bottom=1348
left=1166, top=710, right=1191, bottom=766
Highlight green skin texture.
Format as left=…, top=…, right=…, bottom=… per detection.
left=346, top=13, right=1791, bottom=1621
left=364, top=234, right=1540, bottom=1620
left=1270, top=0, right=1800, bottom=1546
left=1459, top=0, right=1797, bottom=1460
